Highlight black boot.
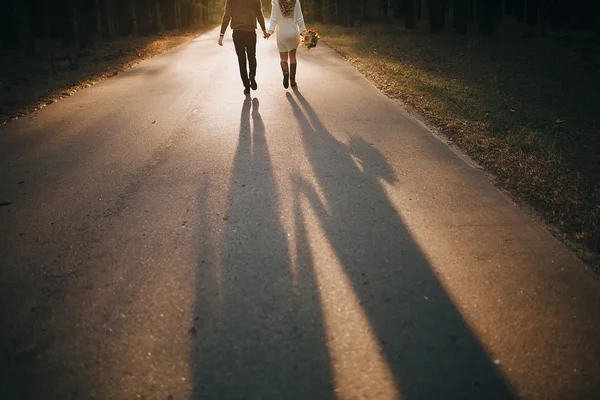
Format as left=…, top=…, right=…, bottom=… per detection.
left=242, top=76, right=250, bottom=94
left=249, top=75, right=257, bottom=90
left=280, top=61, right=289, bottom=89
left=290, top=63, right=297, bottom=87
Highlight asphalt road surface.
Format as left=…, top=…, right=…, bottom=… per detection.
left=1, top=25, right=599, bottom=400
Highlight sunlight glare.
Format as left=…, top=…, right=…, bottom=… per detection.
left=300, top=195, right=401, bottom=400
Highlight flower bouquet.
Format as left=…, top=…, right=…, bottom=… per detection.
left=301, top=29, right=320, bottom=50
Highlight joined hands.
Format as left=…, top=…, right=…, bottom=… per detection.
left=218, top=30, right=270, bottom=45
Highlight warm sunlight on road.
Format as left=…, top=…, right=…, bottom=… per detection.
left=301, top=194, right=400, bottom=400
left=1, top=25, right=599, bottom=400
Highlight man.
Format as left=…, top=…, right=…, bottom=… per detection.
left=218, top=0, right=268, bottom=94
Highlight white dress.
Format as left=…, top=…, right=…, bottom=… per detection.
left=267, top=0, right=307, bottom=52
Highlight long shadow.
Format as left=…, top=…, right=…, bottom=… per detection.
left=191, top=97, right=335, bottom=399
left=287, top=90, right=517, bottom=399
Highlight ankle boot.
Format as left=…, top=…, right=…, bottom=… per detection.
left=280, top=61, right=289, bottom=89
left=290, top=63, right=297, bottom=87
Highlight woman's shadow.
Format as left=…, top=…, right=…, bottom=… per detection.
left=286, top=90, right=516, bottom=399
left=191, top=96, right=336, bottom=400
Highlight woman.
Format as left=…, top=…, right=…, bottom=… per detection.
left=266, top=0, right=307, bottom=88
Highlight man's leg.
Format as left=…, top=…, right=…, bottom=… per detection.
left=232, top=30, right=250, bottom=91
left=246, top=32, right=258, bottom=90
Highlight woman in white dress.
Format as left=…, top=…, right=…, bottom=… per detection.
left=266, top=0, right=307, bottom=88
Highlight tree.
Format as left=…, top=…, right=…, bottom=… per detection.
left=149, top=0, right=165, bottom=33
left=94, top=0, right=103, bottom=36
left=548, top=0, right=571, bottom=29
left=322, top=0, right=336, bottom=23
left=335, top=0, right=348, bottom=26
left=404, top=0, right=416, bottom=29
left=478, top=0, right=497, bottom=35
left=454, top=0, right=469, bottom=34
left=0, top=1, right=18, bottom=52
left=201, top=0, right=209, bottom=23
left=514, top=0, right=525, bottom=22
left=128, top=0, right=138, bottom=35
left=429, top=0, right=446, bottom=33
left=0, top=0, right=220, bottom=62
left=468, top=0, right=476, bottom=22
left=417, top=0, right=425, bottom=20
left=15, top=0, right=35, bottom=57
left=143, top=0, right=153, bottom=34
left=380, top=0, right=388, bottom=17
left=175, top=0, right=182, bottom=29
left=101, top=0, right=119, bottom=40
left=526, top=0, right=538, bottom=25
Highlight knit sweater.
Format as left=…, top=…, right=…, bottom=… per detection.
left=220, top=0, right=266, bottom=34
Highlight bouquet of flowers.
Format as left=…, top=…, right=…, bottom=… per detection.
left=301, top=29, right=320, bottom=50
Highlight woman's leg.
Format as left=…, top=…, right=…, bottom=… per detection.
left=280, top=51, right=290, bottom=89
left=289, top=49, right=297, bottom=87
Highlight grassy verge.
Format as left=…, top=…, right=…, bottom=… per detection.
left=314, top=22, right=600, bottom=265
left=0, top=26, right=215, bottom=127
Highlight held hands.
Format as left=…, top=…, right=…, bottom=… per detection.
left=220, top=32, right=270, bottom=43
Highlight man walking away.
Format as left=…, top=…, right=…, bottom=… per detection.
left=219, top=0, right=268, bottom=94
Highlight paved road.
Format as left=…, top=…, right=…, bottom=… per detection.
left=1, top=25, right=599, bottom=400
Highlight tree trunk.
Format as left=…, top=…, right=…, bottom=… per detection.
left=336, top=0, right=348, bottom=26
left=322, top=0, right=332, bottom=23
left=146, top=0, right=153, bottom=33
left=155, top=1, right=163, bottom=31
left=468, top=0, right=476, bottom=22
left=504, top=0, right=514, bottom=15
left=201, top=0, right=209, bottom=23
left=429, top=0, right=445, bottom=32
left=392, top=0, right=400, bottom=19
left=513, top=0, right=525, bottom=22
left=526, top=0, right=538, bottom=25
left=94, top=0, right=103, bottom=36
left=347, top=0, right=359, bottom=25
left=186, top=0, right=191, bottom=28
left=15, top=1, right=35, bottom=57
left=454, top=0, right=468, bottom=34
left=329, top=0, right=337, bottom=24
left=496, top=0, right=503, bottom=20
left=404, top=0, right=416, bottom=28
left=478, top=0, right=497, bottom=35
left=549, top=0, right=570, bottom=29
left=128, top=0, right=138, bottom=35
left=360, top=0, right=368, bottom=22
left=71, top=0, right=80, bottom=49
left=101, top=0, right=113, bottom=40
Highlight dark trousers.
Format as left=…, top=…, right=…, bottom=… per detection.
left=232, top=30, right=257, bottom=87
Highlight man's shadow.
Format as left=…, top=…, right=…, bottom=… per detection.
left=191, top=96, right=336, bottom=399
left=286, top=90, right=516, bottom=399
